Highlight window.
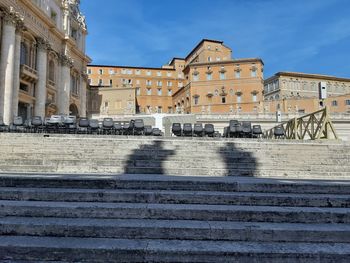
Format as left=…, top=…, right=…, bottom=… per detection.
left=99, top=69, right=103, bottom=75
left=146, top=70, right=151, bottom=76
left=216, top=57, right=221, bottom=61
left=221, top=97, right=226, bottom=103
left=237, top=95, right=242, bottom=103
left=167, top=72, right=172, bottom=77
left=50, top=9, right=57, bottom=24
left=214, top=89, right=219, bottom=96
left=157, top=106, right=162, bottom=113
left=146, top=80, right=152, bottom=86
left=194, top=96, right=199, bottom=105
left=251, top=69, right=257, bottom=77
left=87, top=68, right=92, bottom=74
left=98, top=79, right=103, bottom=85
left=147, top=88, right=152, bottom=95
left=346, top=100, right=350, bottom=106
left=207, top=45, right=211, bottom=50
left=88, top=79, right=92, bottom=85
left=206, top=73, right=212, bottom=81
left=156, top=81, right=162, bottom=87
left=136, top=69, right=141, bottom=75
left=168, top=89, right=172, bottom=96
left=193, top=74, right=199, bottom=82
left=109, top=79, right=113, bottom=86
left=127, top=69, right=132, bottom=75
left=48, top=60, right=55, bottom=82
left=235, top=71, right=241, bottom=78
left=252, top=94, right=257, bottom=102
left=332, top=100, right=338, bottom=106
left=104, top=101, right=109, bottom=108
left=157, top=88, right=162, bottom=95
left=109, top=69, right=115, bottom=75
left=168, top=107, right=172, bottom=113
left=167, top=81, right=172, bottom=87
left=157, top=71, right=162, bottom=76
left=220, top=72, right=225, bottom=80
left=136, top=87, right=140, bottom=96
left=207, top=57, right=212, bottom=62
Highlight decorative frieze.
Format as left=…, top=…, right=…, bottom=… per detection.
left=36, top=37, right=50, bottom=51
left=59, top=54, right=74, bottom=67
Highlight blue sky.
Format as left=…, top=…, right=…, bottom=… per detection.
left=80, top=0, right=350, bottom=78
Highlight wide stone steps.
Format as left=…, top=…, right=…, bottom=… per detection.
left=0, top=174, right=350, bottom=262
left=1, top=200, right=349, bottom=224
left=1, top=236, right=349, bottom=262
left=1, top=187, right=349, bottom=207
left=1, top=217, right=350, bottom=243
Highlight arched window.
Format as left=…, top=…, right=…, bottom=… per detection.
left=20, top=42, right=28, bottom=65
left=48, top=60, right=55, bottom=82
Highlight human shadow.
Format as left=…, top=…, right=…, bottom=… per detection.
left=123, top=140, right=175, bottom=175
left=219, top=141, right=258, bottom=177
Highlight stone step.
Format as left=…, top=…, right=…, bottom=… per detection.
left=1, top=174, right=350, bottom=194
left=1, top=200, right=349, bottom=223
left=0, top=236, right=349, bottom=262
left=1, top=217, right=350, bottom=243
left=1, top=187, right=349, bottom=208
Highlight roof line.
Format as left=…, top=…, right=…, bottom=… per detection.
left=88, top=64, right=176, bottom=71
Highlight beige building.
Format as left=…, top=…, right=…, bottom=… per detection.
left=0, top=0, right=90, bottom=124
left=87, top=39, right=264, bottom=116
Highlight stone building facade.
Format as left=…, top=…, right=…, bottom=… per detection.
left=0, top=0, right=90, bottom=124
left=87, top=39, right=264, bottom=116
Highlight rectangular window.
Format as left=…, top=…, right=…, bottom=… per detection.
left=127, top=69, right=132, bottom=75
left=109, top=69, right=115, bottom=75
left=147, top=88, right=152, bottom=95
left=121, top=69, right=126, bottom=74
left=251, top=69, right=257, bottom=77
left=221, top=97, right=226, bottom=103
left=168, top=107, right=172, bottom=113
left=235, top=71, right=241, bottom=78
left=146, top=80, right=152, bottom=86
left=167, top=81, right=172, bottom=87
left=98, top=79, right=103, bottom=85
left=87, top=69, right=92, bottom=74
left=109, top=79, right=113, bottom=86
left=220, top=72, right=225, bottom=80
left=332, top=100, right=338, bottom=106
left=157, top=71, right=162, bottom=76
left=157, top=81, right=162, bottom=87
left=99, top=69, right=103, bottom=75
left=237, top=95, right=241, bottom=103
left=168, top=89, right=172, bottom=96
left=178, top=82, right=183, bottom=87
left=167, top=72, right=172, bottom=77
left=193, top=74, right=199, bottom=81
left=157, top=88, right=162, bottom=96
left=146, top=71, right=151, bottom=76
left=252, top=94, right=257, bottom=102
left=206, top=73, right=212, bottom=81
left=194, top=96, right=199, bottom=105
left=136, top=69, right=141, bottom=75
left=88, top=79, right=92, bottom=85
left=346, top=100, right=350, bottom=105
left=157, top=106, right=162, bottom=113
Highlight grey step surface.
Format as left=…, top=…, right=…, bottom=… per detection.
left=1, top=236, right=350, bottom=262
left=1, top=200, right=349, bottom=223
left=1, top=217, right=350, bottom=243
left=1, top=187, right=349, bottom=207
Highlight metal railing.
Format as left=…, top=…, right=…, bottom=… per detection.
left=264, top=107, right=338, bottom=140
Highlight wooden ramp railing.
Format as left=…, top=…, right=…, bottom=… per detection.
left=264, top=107, right=338, bottom=140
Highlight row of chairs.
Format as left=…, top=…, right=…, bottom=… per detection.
left=171, top=123, right=220, bottom=137
left=223, top=120, right=263, bottom=138
left=0, top=116, right=162, bottom=136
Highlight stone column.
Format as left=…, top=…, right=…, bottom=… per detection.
left=57, top=54, right=72, bottom=115
left=11, top=22, right=24, bottom=121
left=80, top=72, right=87, bottom=117
left=0, top=11, right=17, bottom=124
left=34, top=38, right=49, bottom=119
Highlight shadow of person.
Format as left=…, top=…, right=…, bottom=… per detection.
left=123, top=140, right=175, bottom=175
left=219, top=141, right=257, bottom=177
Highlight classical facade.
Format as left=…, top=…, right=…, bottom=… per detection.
left=87, top=39, right=264, bottom=116
left=0, top=0, right=90, bottom=124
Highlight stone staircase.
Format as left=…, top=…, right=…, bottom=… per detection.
left=0, top=174, right=349, bottom=262
left=0, top=133, right=349, bottom=178
left=0, top=133, right=350, bottom=261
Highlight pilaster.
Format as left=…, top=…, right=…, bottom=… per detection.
left=57, top=53, right=73, bottom=115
